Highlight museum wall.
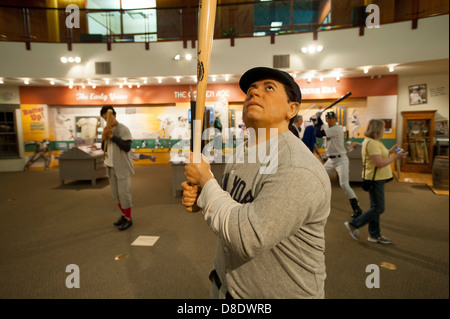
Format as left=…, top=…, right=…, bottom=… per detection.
left=397, top=72, right=449, bottom=144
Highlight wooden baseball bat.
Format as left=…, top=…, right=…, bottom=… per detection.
left=185, top=0, right=217, bottom=213
left=319, top=92, right=352, bottom=115
left=102, top=109, right=113, bottom=160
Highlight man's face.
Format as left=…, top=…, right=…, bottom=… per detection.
left=243, top=79, right=298, bottom=129
left=102, top=113, right=117, bottom=126
left=326, top=117, right=337, bottom=126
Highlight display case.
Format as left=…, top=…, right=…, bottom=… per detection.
left=59, top=146, right=106, bottom=186
left=401, top=110, right=436, bottom=173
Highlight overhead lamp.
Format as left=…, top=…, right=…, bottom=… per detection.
left=158, top=78, right=162, bottom=84
left=301, top=44, right=324, bottom=54
left=128, top=84, right=132, bottom=88
left=193, top=76, right=197, bottom=83
left=24, top=80, right=30, bottom=85
left=143, top=79, right=148, bottom=84
left=389, top=65, right=395, bottom=72
left=174, top=54, right=181, bottom=61
left=60, top=56, right=81, bottom=63
left=0, top=80, right=4, bottom=84
left=185, top=53, right=192, bottom=61
left=119, top=83, right=123, bottom=88
left=137, top=84, right=140, bottom=88
left=176, top=77, right=180, bottom=83
left=212, top=76, right=216, bottom=82
left=363, top=66, right=370, bottom=74
left=225, top=75, right=229, bottom=82
left=104, top=79, right=110, bottom=85
left=49, top=80, right=55, bottom=85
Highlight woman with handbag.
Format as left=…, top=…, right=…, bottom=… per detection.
left=344, top=119, right=408, bottom=244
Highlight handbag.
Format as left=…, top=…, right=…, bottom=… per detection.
left=362, top=141, right=377, bottom=192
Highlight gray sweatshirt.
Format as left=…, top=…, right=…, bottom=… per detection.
left=197, top=131, right=331, bottom=298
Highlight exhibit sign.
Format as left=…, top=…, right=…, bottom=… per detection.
left=18, top=75, right=398, bottom=105
left=20, top=104, right=49, bottom=142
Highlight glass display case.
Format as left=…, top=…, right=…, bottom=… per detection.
left=401, top=110, right=436, bottom=173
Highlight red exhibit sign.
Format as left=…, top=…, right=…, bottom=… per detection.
left=19, top=75, right=397, bottom=105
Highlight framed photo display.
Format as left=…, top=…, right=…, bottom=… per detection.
left=409, top=84, right=427, bottom=105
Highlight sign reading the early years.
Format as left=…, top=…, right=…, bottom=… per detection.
left=19, top=75, right=398, bottom=105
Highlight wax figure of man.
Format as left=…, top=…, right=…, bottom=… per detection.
left=181, top=67, right=331, bottom=299
left=314, top=111, right=363, bottom=218
left=289, top=114, right=303, bottom=138
left=101, top=105, right=134, bottom=231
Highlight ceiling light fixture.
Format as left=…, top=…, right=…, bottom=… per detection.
left=60, top=56, right=81, bottom=63
left=389, top=65, right=395, bottom=72
left=363, top=66, right=370, bottom=74
left=301, top=44, right=324, bottom=54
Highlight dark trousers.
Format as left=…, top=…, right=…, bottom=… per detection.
left=350, top=180, right=385, bottom=238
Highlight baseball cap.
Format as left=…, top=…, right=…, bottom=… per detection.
left=326, top=111, right=337, bottom=119
left=239, top=67, right=302, bottom=104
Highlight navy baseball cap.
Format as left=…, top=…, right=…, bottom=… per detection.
left=326, top=111, right=337, bottom=119
left=239, top=67, right=302, bottom=104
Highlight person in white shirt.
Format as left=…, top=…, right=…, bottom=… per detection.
left=314, top=111, right=363, bottom=219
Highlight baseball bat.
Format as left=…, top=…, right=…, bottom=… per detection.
left=300, top=104, right=316, bottom=116
left=102, top=109, right=113, bottom=160
left=185, top=0, right=217, bottom=213
left=319, top=92, right=352, bottom=115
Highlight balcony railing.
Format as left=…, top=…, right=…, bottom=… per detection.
left=0, top=0, right=448, bottom=50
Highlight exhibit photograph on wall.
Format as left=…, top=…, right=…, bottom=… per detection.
left=435, top=120, right=449, bottom=136
left=409, top=84, right=427, bottom=105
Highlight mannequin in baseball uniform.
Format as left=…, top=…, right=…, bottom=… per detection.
left=314, top=111, right=363, bottom=218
